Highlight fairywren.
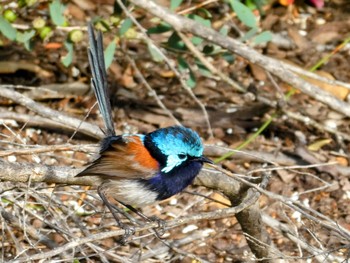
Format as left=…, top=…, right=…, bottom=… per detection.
left=77, top=24, right=212, bottom=230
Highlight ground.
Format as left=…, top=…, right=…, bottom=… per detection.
left=0, top=0, right=349, bottom=262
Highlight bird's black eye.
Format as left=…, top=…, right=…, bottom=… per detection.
left=178, top=154, right=187, bottom=160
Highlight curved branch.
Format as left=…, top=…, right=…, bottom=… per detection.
left=0, top=87, right=103, bottom=139
left=128, top=0, right=350, bottom=117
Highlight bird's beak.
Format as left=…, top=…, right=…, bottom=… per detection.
left=197, top=156, right=214, bottom=164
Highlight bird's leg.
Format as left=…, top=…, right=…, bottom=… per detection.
left=97, top=186, right=135, bottom=244
left=120, top=202, right=166, bottom=238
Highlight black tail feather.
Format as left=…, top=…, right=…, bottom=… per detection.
left=87, top=23, right=115, bottom=136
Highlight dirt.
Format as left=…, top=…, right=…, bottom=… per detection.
left=0, top=0, right=349, bottom=262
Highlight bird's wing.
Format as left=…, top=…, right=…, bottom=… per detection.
left=76, top=135, right=159, bottom=179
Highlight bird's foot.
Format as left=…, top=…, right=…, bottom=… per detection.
left=117, top=223, right=136, bottom=245
left=149, top=216, right=166, bottom=238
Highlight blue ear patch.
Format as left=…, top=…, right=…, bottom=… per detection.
left=149, top=126, right=203, bottom=158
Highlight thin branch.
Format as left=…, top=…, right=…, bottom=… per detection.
left=0, top=87, right=103, bottom=139
left=128, top=0, right=350, bottom=118
left=177, top=31, right=245, bottom=92
left=208, top=164, right=350, bottom=241
left=12, top=186, right=258, bottom=262
left=0, top=144, right=97, bottom=157
left=126, top=56, right=182, bottom=125
left=115, top=0, right=213, bottom=137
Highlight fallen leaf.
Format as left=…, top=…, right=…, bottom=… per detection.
left=44, top=42, right=63, bottom=49
left=307, top=138, right=332, bottom=151
left=305, top=71, right=349, bottom=100
left=335, top=156, right=348, bottom=167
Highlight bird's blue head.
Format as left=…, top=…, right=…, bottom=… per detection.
left=144, top=126, right=210, bottom=173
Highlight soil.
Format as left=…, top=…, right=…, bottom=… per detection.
left=0, top=0, right=349, bottom=262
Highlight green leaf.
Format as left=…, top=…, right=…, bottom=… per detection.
left=119, top=18, right=133, bottom=36
left=16, top=29, right=35, bottom=43
left=147, top=22, right=172, bottom=34
left=61, top=41, right=73, bottom=67
left=167, top=32, right=186, bottom=50
left=104, top=39, right=117, bottom=69
left=221, top=52, right=235, bottom=63
left=240, top=27, right=258, bottom=42
left=0, top=15, right=17, bottom=40
left=219, top=25, right=229, bottom=36
left=178, top=57, right=196, bottom=88
left=16, top=29, right=35, bottom=50
left=253, top=30, right=272, bottom=44
left=49, top=0, right=66, bottom=26
left=188, top=14, right=211, bottom=28
left=186, top=15, right=211, bottom=46
left=229, top=0, right=257, bottom=28
left=195, top=59, right=212, bottom=77
left=148, top=42, right=164, bottom=62
left=170, top=0, right=183, bottom=10
left=197, top=8, right=212, bottom=18
left=191, top=36, right=203, bottom=46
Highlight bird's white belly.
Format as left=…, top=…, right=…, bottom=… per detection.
left=103, top=179, right=158, bottom=207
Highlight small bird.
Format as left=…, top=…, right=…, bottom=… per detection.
left=76, top=24, right=212, bottom=234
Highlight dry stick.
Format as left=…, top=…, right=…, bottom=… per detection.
left=140, top=231, right=212, bottom=262
left=12, top=24, right=86, bottom=32
left=27, top=191, right=111, bottom=263
left=177, top=31, right=245, bottom=92
left=128, top=0, right=350, bottom=118
left=208, top=164, right=350, bottom=241
left=177, top=0, right=219, bottom=15
left=3, top=159, right=348, bottom=241
left=282, top=63, right=350, bottom=91
left=284, top=110, right=350, bottom=141
left=0, top=144, right=97, bottom=157
left=1, top=120, right=45, bottom=251
left=126, top=56, right=182, bottom=125
left=115, top=0, right=213, bottom=137
left=13, top=188, right=259, bottom=262
left=262, top=214, right=345, bottom=262
left=0, top=87, right=103, bottom=139
left=266, top=62, right=350, bottom=142
left=0, top=111, right=78, bottom=133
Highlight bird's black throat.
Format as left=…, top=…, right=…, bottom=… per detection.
left=141, top=160, right=203, bottom=201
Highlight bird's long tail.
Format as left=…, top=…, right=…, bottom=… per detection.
left=87, top=23, right=115, bottom=136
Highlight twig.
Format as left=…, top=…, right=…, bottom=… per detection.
left=208, top=164, right=350, bottom=241
left=115, top=0, right=213, bottom=137
left=177, top=31, right=245, bottom=92
left=12, top=187, right=258, bottom=262
left=262, top=214, right=345, bottom=262
left=0, top=144, right=97, bottom=157
left=126, top=56, right=181, bottom=125
left=128, top=0, right=350, bottom=118
left=0, top=87, right=103, bottom=139
left=284, top=110, right=350, bottom=141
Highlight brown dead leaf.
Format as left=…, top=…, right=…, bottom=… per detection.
left=159, top=70, right=175, bottom=78
left=210, top=193, right=231, bottom=209
left=335, top=156, right=348, bottom=166
left=121, top=64, right=137, bottom=88
left=282, top=60, right=349, bottom=100
left=249, top=63, right=267, bottom=81
left=0, top=61, right=52, bottom=79
left=72, top=0, right=96, bottom=10
left=288, top=27, right=310, bottom=49
left=277, top=169, right=295, bottom=183
left=305, top=71, right=349, bottom=100
left=67, top=3, right=86, bottom=20
left=44, top=42, right=63, bottom=49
